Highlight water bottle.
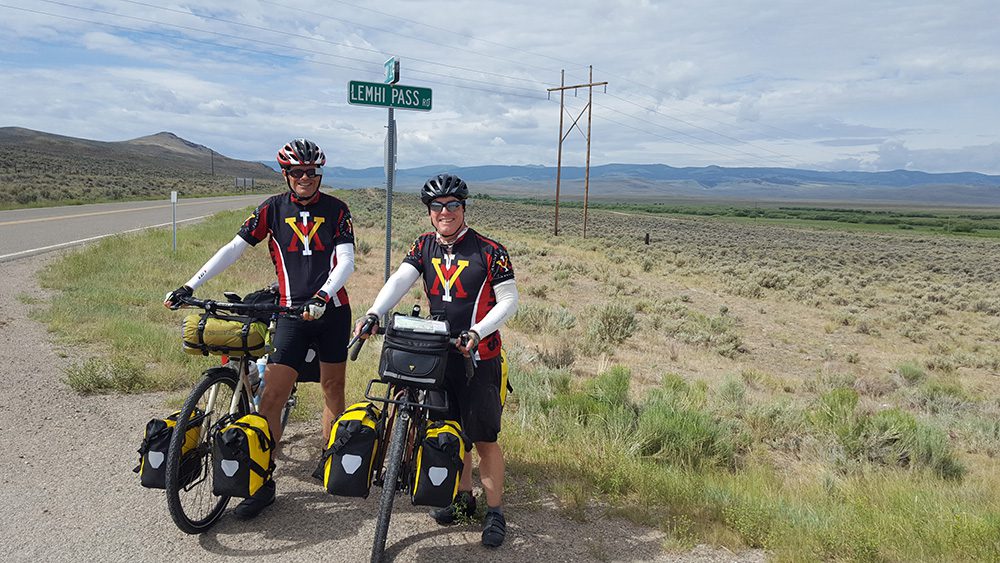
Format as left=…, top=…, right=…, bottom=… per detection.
left=254, top=356, right=267, bottom=409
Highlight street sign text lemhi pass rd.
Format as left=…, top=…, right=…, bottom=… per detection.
left=348, top=81, right=432, bottom=111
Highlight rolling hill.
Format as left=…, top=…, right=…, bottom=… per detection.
left=0, top=127, right=276, bottom=178
left=0, top=127, right=280, bottom=206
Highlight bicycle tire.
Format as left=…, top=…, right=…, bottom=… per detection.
left=370, top=409, right=410, bottom=563
left=165, top=369, right=249, bottom=534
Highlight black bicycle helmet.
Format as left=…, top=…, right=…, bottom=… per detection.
left=420, top=174, right=469, bottom=205
left=277, top=138, right=326, bottom=168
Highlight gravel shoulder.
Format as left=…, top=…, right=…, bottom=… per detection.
left=0, top=253, right=764, bottom=563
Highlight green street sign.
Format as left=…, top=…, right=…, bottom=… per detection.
left=348, top=80, right=432, bottom=111
left=384, top=57, right=399, bottom=84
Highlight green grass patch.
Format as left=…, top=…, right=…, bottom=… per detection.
left=36, top=207, right=281, bottom=393
left=504, top=365, right=989, bottom=560
left=64, top=355, right=156, bottom=394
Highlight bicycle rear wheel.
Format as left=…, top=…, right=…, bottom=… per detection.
left=371, top=409, right=410, bottom=563
left=165, top=368, right=249, bottom=534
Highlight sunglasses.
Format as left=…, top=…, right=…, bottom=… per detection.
left=286, top=167, right=322, bottom=179
left=429, top=201, right=465, bottom=212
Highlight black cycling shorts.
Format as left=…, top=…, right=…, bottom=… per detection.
left=428, top=351, right=509, bottom=443
left=269, top=304, right=351, bottom=373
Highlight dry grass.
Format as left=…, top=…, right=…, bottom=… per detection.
left=36, top=187, right=1000, bottom=560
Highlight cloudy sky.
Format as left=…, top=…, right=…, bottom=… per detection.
left=1, top=0, right=998, bottom=174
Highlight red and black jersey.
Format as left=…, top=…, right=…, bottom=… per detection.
left=403, top=227, right=515, bottom=360
left=238, top=192, right=354, bottom=307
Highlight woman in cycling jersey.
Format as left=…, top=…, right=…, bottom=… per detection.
left=165, top=138, right=355, bottom=519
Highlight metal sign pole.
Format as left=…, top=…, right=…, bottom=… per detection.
left=385, top=107, right=395, bottom=285
left=382, top=108, right=397, bottom=327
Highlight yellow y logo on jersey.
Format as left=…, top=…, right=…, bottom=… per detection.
left=431, top=257, right=469, bottom=302
left=285, top=212, right=325, bottom=256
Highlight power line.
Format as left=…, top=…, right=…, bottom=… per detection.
left=594, top=100, right=799, bottom=167
left=602, top=92, right=802, bottom=165
left=1, top=3, right=371, bottom=73
left=24, top=0, right=544, bottom=95
left=258, top=0, right=567, bottom=75
left=113, top=0, right=555, bottom=89
left=595, top=66, right=808, bottom=142
left=2, top=2, right=808, bottom=167
left=323, top=0, right=588, bottom=70
left=307, top=3, right=813, bottom=163
left=555, top=94, right=788, bottom=166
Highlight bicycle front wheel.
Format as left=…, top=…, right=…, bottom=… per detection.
left=371, top=409, right=410, bottom=563
left=165, top=369, right=249, bottom=534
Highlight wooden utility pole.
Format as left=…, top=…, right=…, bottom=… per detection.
left=547, top=66, right=607, bottom=237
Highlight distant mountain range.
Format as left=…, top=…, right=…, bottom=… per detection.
left=3, top=127, right=998, bottom=207
left=262, top=160, right=1000, bottom=206
left=305, top=163, right=998, bottom=188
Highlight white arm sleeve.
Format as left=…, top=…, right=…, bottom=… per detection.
left=185, top=235, right=249, bottom=289
left=470, top=280, right=519, bottom=338
left=366, top=263, right=421, bottom=317
left=317, top=243, right=355, bottom=300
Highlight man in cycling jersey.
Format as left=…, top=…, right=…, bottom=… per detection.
left=354, top=174, right=519, bottom=548
left=164, top=138, right=355, bottom=519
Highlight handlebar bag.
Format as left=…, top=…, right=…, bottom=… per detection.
left=134, top=409, right=203, bottom=489
left=411, top=419, right=468, bottom=507
left=241, top=286, right=280, bottom=323
left=321, top=402, right=382, bottom=497
left=182, top=313, right=268, bottom=357
left=379, top=315, right=451, bottom=389
left=211, top=413, right=274, bottom=498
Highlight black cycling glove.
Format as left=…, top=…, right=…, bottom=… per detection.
left=164, top=285, right=193, bottom=309
left=460, top=330, right=481, bottom=351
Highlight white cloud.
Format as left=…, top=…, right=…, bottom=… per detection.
left=0, top=0, right=997, bottom=173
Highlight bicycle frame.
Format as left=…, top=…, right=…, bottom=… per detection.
left=197, top=358, right=254, bottom=437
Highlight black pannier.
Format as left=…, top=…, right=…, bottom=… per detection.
left=211, top=413, right=274, bottom=498
left=321, top=402, right=382, bottom=498
left=134, top=409, right=204, bottom=489
left=378, top=315, right=451, bottom=389
left=410, top=420, right=468, bottom=507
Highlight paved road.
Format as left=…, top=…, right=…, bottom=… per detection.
left=0, top=194, right=265, bottom=261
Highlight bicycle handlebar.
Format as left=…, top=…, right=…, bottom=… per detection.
left=172, top=294, right=304, bottom=316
